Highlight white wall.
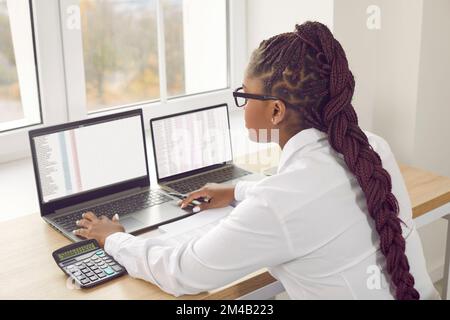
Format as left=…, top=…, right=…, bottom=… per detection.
left=334, top=0, right=449, bottom=283
left=413, top=0, right=450, bottom=178
left=334, top=0, right=424, bottom=162
left=246, top=0, right=334, bottom=60
left=372, top=0, right=423, bottom=164
left=332, top=0, right=377, bottom=131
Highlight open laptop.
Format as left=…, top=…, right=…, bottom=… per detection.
left=29, top=109, right=196, bottom=242
left=150, top=104, right=265, bottom=195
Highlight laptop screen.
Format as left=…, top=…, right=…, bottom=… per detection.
left=151, top=105, right=232, bottom=180
left=32, top=114, right=147, bottom=203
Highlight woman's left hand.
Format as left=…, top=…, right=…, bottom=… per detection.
left=73, top=211, right=125, bottom=247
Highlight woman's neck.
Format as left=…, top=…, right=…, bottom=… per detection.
left=278, top=128, right=302, bottom=149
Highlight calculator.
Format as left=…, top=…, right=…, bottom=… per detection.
left=52, top=239, right=126, bottom=288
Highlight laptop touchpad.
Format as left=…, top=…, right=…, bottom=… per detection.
left=120, top=217, right=144, bottom=232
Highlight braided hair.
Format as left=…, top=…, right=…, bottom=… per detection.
left=246, top=21, right=419, bottom=300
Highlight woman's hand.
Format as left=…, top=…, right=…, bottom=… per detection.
left=179, top=183, right=236, bottom=212
left=73, top=211, right=125, bottom=248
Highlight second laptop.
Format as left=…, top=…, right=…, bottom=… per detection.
left=150, top=104, right=265, bottom=195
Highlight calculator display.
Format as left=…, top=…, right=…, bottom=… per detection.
left=57, top=242, right=97, bottom=261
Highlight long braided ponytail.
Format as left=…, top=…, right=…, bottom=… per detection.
left=246, top=21, right=419, bottom=300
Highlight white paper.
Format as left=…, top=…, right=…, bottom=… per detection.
left=158, top=206, right=232, bottom=234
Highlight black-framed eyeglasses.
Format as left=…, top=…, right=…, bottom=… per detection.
left=232, top=86, right=293, bottom=108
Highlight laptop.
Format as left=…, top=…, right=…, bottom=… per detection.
left=150, top=104, right=265, bottom=195
left=29, top=109, right=196, bottom=242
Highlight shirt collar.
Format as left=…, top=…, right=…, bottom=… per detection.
left=277, top=128, right=328, bottom=173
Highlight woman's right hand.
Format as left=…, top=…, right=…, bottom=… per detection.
left=178, top=183, right=235, bottom=212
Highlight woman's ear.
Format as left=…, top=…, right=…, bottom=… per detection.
left=271, top=100, right=287, bottom=126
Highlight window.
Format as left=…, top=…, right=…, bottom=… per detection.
left=163, top=0, right=228, bottom=98
left=80, top=0, right=160, bottom=111
left=0, top=0, right=245, bottom=163
left=77, top=0, right=228, bottom=113
left=0, top=0, right=41, bottom=133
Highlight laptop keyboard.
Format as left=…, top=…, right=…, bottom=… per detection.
left=53, top=190, right=172, bottom=232
left=166, top=166, right=251, bottom=194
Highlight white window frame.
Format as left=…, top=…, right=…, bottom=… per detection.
left=0, top=0, right=247, bottom=163
left=0, top=0, right=41, bottom=133
left=0, top=0, right=68, bottom=162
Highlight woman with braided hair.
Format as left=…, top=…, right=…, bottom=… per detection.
left=76, top=21, right=439, bottom=300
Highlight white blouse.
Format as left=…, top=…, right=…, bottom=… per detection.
left=105, top=128, right=440, bottom=299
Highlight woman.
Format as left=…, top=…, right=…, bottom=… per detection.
left=74, top=21, right=439, bottom=300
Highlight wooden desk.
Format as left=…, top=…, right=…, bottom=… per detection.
left=0, top=212, right=277, bottom=299
left=1, top=148, right=449, bottom=299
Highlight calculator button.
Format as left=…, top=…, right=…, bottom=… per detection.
left=97, top=272, right=106, bottom=278
left=97, top=261, right=105, bottom=266
left=96, top=250, right=104, bottom=256
left=94, top=269, right=103, bottom=274
left=86, top=271, right=95, bottom=277
left=112, top=265, right=122, bottom=272
left=86, top=262, right=94, bottom=267
left=72, top=271, right=82, bottom=277
left=100, top=265, right=108, bottom=269
left=90, top=266, right=98, bottom=270
left=105, top=259, right=113, bottom=263
left=75, top=262, right=83, bottom=266
left=104, top=267, right=115, bottom=275
left=83, top=259, right=90, bottom=263
left=89, top=275, right=98, bottom=281
left=81, top=268, right=90, bottom=273
left=80, top=279, right=90, bottom=285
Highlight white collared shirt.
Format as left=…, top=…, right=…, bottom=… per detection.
left=105, top=128, right=439, bottom=299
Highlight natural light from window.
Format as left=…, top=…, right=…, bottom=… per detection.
left=80, top=0, right=228, bottom=112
